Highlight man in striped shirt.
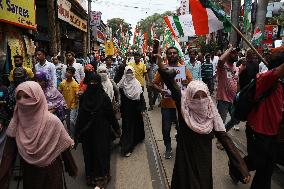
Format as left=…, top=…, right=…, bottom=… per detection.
left=201, top=53, right=214, bottom=94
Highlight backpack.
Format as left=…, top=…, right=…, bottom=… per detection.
left=233, top=79, right=277, bottom=121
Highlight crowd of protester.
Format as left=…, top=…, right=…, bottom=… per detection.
left=0, top=44, right=283, bottom=189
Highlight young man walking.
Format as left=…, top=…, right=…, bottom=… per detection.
left=128, top=52, right=148, bottom=90
left=146, top=56, right=159, bottom=111
left=59, top=67, right=79, bottom=139
left=35, top=49, right=57, bottom=87
left=216, top=46, right=239, bottom=149
left=153, top=47, right=192, bottom=159
left=65, top=51, right=85, bottom=83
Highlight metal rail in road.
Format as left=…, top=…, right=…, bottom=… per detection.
left=144, top=112, right=171, bottom=189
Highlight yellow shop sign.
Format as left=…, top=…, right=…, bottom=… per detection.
left=0, top=0, right=36, bottom=29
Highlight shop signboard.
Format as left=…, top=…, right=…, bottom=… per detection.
left=69, top=12, right=87, bottom=32
left=57, top=0, right=87, bottom=32
left=105, top=41, right=114, bottom=56
left=262, top=39, right=274, bottom=48
left=0, top=0, right=36, bottom=29
left=265, top=25, right=278, bottom=40
left=76, top=0, right=87, bottom=12
left=97, top=29, right=105, bottom=43
left=274, top=40, right=283, bottom=48
left=90, top=11, right=101, bottom=26
left=58, top=0, right=71, bottom=23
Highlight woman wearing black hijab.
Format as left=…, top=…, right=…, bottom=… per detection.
left=76, top=72, right=120, bottom=188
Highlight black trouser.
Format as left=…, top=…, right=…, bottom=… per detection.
left=161, top=108, right=178, bottom=151
left=147, top=86, right=159, bottom=107
left=244, top=126, right=277, bottom=189
left=202, top=78, right=214, bottom=94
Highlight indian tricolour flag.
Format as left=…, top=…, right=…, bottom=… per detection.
left=164, top=0, right=228, bottom=37
left=252, top=27, right=264, bottom=46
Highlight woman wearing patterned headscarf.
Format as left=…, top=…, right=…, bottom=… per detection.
left=155, top=55, right=250, bottom=189
left=118, top=66, right=146, bottom=157
left=35, top=71, right=67, bottom=121
left=97, top=65, right=121, bottom=120
left=97, top=65, right=114, bottom=101
left=0, top=81, right=77, bottom=189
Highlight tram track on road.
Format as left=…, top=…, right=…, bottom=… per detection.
left=144, top=112, right=171, bottom=189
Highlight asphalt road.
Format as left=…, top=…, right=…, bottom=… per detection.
left=9, top=96, right=284, bottom=189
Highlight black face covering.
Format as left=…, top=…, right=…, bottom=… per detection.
left=81, top=73, right=105, bottom=112
left=13, top=67, right=28, bottom=86
left=239, top=62, right=259, bottom=89
left=15, top=63, right=23, bottom=67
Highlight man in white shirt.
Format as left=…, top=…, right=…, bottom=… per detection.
left=52, top=55, right=67, bottom=87
left=35, top=49, right=57, bottom=87
left=65, top=51, right=85, bottom=83
left=210, top=51, right=219, bottom=77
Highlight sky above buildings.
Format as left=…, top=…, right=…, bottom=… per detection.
left=91, top=0, right=180, bottom=27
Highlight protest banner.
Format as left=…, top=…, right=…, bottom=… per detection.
left=163, top=66, right=186, bottom=98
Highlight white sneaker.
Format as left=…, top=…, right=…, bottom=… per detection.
left=233, top=126, right=240, bottom=131
left=125, top=152, right=132, bottom=157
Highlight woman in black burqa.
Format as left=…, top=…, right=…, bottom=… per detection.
left=154, top=52, right=250, bottom=189
left=75, top=72, right=120, bottom=188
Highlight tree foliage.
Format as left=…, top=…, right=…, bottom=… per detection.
left=268, top=12, right=284, bottom=26
left=197, top=36, right=220, bottom=54
left=137, top=11, right=174, bottom=44
left=107, top=18, right=132, bottom=38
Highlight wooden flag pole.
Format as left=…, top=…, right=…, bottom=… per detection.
left=230, top=23, right=268, bottom=65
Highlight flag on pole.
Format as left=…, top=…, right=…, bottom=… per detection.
left=179, top=0, right=190, bottom=15
left=142, top=32, right=148, bottom=54
left=244, top=0, right=252, bottom=32
left=150, top=25, right=156, bottom=42
left=164, top=0, right=228, bottom=37
left=162, top=29, right=184, bottom=59
left=252, top=27, right=264, bottom=46
left=133, top=27, right=139, bottom=45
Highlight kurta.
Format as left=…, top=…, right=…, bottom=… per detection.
left=120, top=89, right=146, bottom=155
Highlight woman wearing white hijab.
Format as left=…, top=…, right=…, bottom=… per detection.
left=155, top=54, right=250, bottom=189
left=118, top=66, right=146, bottom=157
left=97, top=65, right=114, bottom=101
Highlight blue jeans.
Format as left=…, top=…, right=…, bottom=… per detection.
left=161, top=108, right=177, bottom=151
left=217, top=100, right=240, bottom=131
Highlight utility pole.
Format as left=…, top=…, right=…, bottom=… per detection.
left=87, top=0, right=92, bottom=54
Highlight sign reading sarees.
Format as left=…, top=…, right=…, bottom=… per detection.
left=57, top=0, right=87, bottom=32
left=0, top=0, right=36, bottom=29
